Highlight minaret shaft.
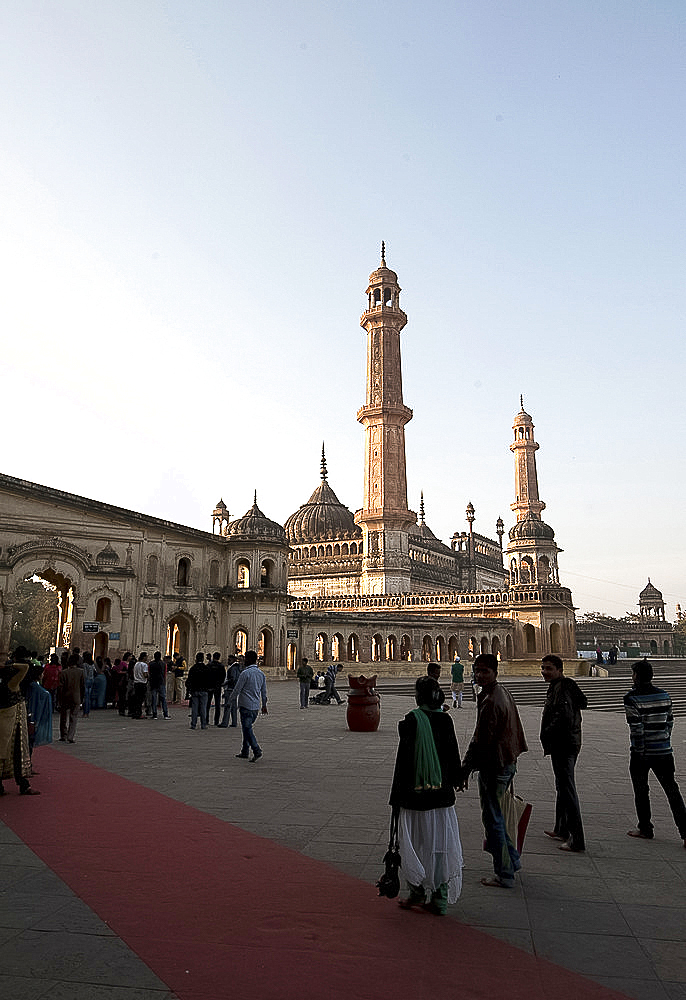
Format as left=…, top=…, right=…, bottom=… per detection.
left=354, top=250, right=415, bottom=593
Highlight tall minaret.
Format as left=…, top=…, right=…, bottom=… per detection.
left=354, top=245, right=416, bottom=594
left=506, top=399, right=561, bottom=586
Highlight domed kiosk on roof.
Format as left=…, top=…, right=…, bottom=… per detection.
left=226, top=493, right=287, bottom=542
left=639, top=578, right=666, bottom=620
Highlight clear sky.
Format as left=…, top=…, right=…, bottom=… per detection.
left=1, top=1, right=683, bottom=618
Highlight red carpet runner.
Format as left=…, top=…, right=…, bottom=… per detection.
left=0, top=749, right=629, bottom=1000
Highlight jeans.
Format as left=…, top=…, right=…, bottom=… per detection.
left=190, top=691, right=208, bottom=729
left=550, top=751, right=585, bottom=850
left=478, top=763, right=520, bottom=885
left=151, top=686, right=169, bottom=719
left=206, top=687, right=222, bottom=726
left=324, top=677, right=342, bottom=704
left=299, top=682, right=310, bottom=708
left=132, top=682, right=147, bottom=718
left=83, top=679, right=94, bottom=715
left=219, top=690, right=237, bottom=727
left=630, top=752, right=686, bottom=838
left=239, top=706, right=261, bottom=756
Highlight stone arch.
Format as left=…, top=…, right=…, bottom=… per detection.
left=480, top=636, right=489, bottom=654
left=261, top=559, right=275, bottom=588
left=315, top=632, right=328, bottom=661
left=448, top=635, right=459, bottom=660
left=524, top=623, right=536, bottom=654
left=166, top=610, right=197, bottom=660
left=435, top=635, right=446, bottom=661
left=491, top=635, right=501, bottom=659
left=233, top=626, right=248, bottom=656
left=287, top=642, right=297, bottom=671
left=143, top=608, right=155, bottom=644
left=331, top=633, right=344, bottom=661
left=347, top=633, right=359, bottom=662
left=401, top=634, right=413, bottom=660
left=206, top=610, right=218, bottom=646
left=258, top=626, right=273, bottom=667
left=146, top=554, right=158, bottom=586
left=176, top=557, right=191, bottom=587
left=95, top=596, right=111, bottom=623
left=386, top=634, right=398, bottom=661
left=538, top=556, right=551, bottom=584
left=505, top=634, right=514, bottom=660
left=549, top=622, right=561, bottom=654
left=422, top=635, right=433, bottom=661
left=236, top=559, right=250, bottom=589
left=209, top=559, right=220, bottom=588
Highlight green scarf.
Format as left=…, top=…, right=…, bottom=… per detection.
left=412, top=707, right=443, bottom=792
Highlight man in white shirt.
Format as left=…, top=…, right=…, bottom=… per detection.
left=132, top=653, right=149, bottom=719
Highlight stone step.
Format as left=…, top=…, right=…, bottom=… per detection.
left=376, top=675, right=686, bottom=716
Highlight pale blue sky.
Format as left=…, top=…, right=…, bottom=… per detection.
left=1, top=1, right=683, bottom=616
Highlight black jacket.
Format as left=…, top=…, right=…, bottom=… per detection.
left=389, top=710, right=462, bottom=811
left=540, top=676, right=587, bottom=755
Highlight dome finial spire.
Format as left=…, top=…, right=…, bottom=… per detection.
left=419, top=490, right=425, bottom=525
left=381, top=240, right=386, bottom=265
left=320, top=442, right=328, bottom=481
left=253, top=489, right=257, bottom=506
left=520, top=393, right=524, bottom=410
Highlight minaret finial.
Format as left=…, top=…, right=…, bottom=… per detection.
left=419, top=491, right=425, bottom=524
left=381, top=241, right=386, bottom=265
left=520, top=394, right=524, bottom=410
left=253, top=489, right=257, bottom=506
left=320, top=442, right=328, bottom=481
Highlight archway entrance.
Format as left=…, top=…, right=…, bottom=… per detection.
left=166, top=612, right=195, bottom=660
left=9, top=570, right=74, bottom=654
left=258, top=628, right=273, bottom=667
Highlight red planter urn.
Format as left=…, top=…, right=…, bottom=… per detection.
left=346, top=674, right=380, bottom=732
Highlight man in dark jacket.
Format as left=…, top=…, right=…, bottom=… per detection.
left=540, top=654, right=587, bottom=852
left=461, top=653, right=528, bottom=888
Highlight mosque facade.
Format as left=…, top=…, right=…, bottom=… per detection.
left=0, top=251, right=576, bottom=670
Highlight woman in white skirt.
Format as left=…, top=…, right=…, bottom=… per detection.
left=389, top=676, right=463, bottom=914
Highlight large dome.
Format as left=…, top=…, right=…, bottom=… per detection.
left=285, top=448, right=361, bottom=545
left=508, top=512, right=555, bottom=542
left=226, top=495, right=287, bottom=542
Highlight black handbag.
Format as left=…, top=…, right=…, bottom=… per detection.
left=376, top=807, right=401, bottom=898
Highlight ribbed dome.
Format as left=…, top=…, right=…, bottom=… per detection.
left=226, top=495, right=287, bottom=541
left=508, top=512, right=555, bottom=541
left=96, top=542, right=119, bottom=567
left=640, top=579, right=663, bottom=601
left=284, top=447, right=361, bottom=544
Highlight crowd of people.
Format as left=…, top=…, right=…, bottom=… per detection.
left=3, top=645, right=685, bottom=918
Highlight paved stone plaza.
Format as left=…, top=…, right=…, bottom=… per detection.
left=1, top=680, right=685, bottom=1000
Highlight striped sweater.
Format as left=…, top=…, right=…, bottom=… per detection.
left=623, top=684, right=674, bottom=756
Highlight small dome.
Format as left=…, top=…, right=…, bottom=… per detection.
left=96, top=542, right=119, bottom=567
left=640, top=579, right=663, bottom=601
left=508, top=513, right=555, bottom=542
left=513, top=399, right=533, bottom=427
left=226, top=496, right=287, bottom=542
